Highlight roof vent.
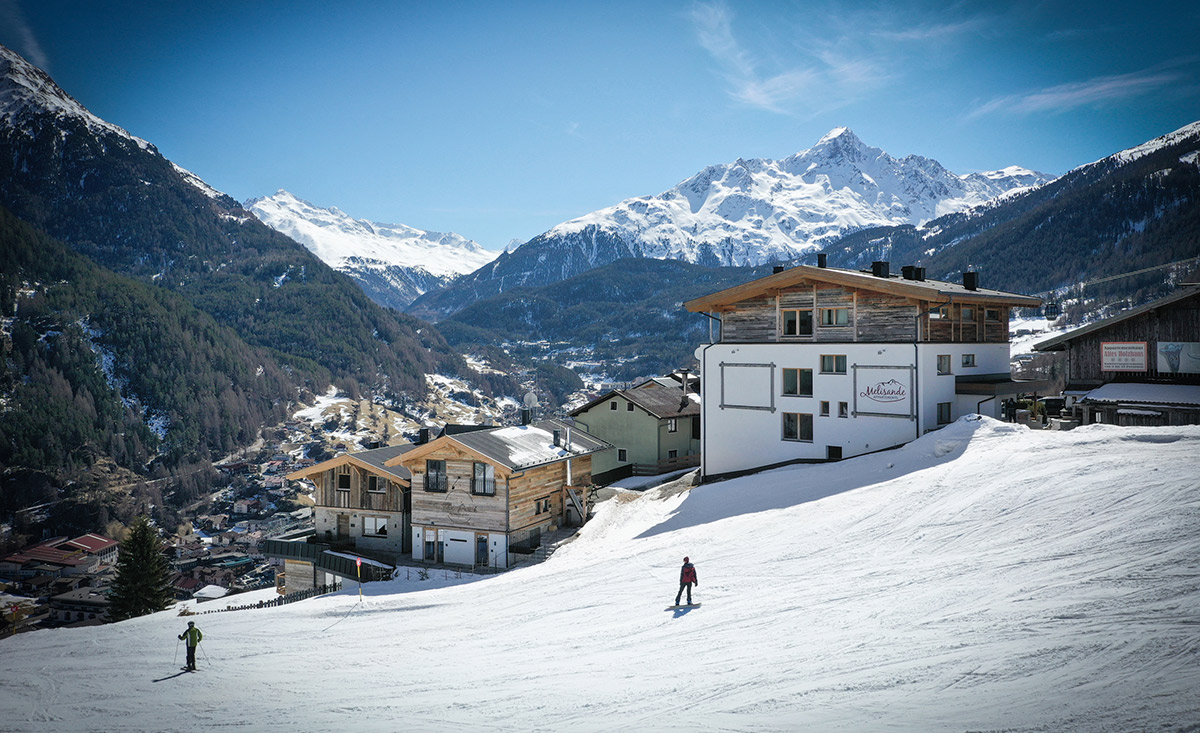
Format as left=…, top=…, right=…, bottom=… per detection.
left=773, top=265, right=785, bottom=274
left=817, top=253, right=827, bottom=268
left=871, top=261, right=891, bottom=278
left=963, top=271, right=979, bottom=291
left=553, top=429, right=561, bottom=447
left=914, top=267, right=926, bottom=281
left=901, top=265, right=916, bottom=280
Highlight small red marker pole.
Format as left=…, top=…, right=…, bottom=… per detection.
left=356, top=556, right=362, bottom=600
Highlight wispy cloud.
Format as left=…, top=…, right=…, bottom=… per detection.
left=0, top=0, right=50, bottom=71
left=871, top=18, right=987, bottom=42
left=688, top=1, right=889, bottom=115
left=967, top=66, right=1189, bottom=119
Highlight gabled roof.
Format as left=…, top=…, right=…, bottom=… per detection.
left=570, top=382, right=699, bottom=420
left=684, top=264, right=1042, bottom=312
left=392, top=419, right=611, bottom=472
left=287, top=443, right=416, bottom=483
left=59, top=534, right=117, bottom=554
left=1033, top=286, right=1200, bottom=351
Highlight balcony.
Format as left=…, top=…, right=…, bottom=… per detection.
left=261, top=538, right=393, bottom=582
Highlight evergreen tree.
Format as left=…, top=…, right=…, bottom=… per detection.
left=107, top=516, right=174, bottom=622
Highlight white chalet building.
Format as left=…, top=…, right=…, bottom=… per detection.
left=685, top=260, right=1044, bottom=478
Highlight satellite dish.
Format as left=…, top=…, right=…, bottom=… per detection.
left=523, top=391, right=539, bottom=409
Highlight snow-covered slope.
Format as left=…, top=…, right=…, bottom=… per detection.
left=0, top=45, right=152, bottom=151
left=541, top=127, right=1052, bottom=266
left=3, top=418, right=1197, bottom=731
left=247, top=190, right=497, bottom=309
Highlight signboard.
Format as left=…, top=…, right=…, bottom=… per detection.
left=719, top=362, right=775, bottom=412
left=1101, top=342, right=1148, bottom=372
left=1157, top=342, right=1200, bottom=374
left=853, top=365, right=914, bottom=419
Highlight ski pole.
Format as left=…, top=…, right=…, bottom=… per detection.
left=174, top=638, right=180, bottom=666
left=200, top=644, right=210, bottom=666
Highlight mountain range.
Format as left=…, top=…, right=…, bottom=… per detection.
left=408, top=128, right=1051, bottom=319
left=246, top=190, right=497, bottom=310
left=0, top=44, right=481, bottom=517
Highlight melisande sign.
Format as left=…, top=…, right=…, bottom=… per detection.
left=860, top=379, right=908, bottom=403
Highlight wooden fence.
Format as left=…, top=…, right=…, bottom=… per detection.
left=188, top=582, right=342, bottom=615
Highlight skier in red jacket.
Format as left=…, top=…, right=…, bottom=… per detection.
left=675, top=557, right=698, bottom=606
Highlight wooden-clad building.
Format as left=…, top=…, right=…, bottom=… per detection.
left=284, top=444, right=415, bottom=589
left=685, top=260, right=1044, bottom=478
left=1033, top=285, right=1200, bottom=426
left=389, top=419, right=610, bottom=569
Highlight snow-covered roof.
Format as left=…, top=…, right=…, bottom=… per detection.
left=193, top=585, right=229, bottom=600
left=1081, top=382, right=1200, bottom=407
left=443, top=419, right=611, bottom=471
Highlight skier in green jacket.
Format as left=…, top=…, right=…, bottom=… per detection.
left=178, top=621, right=202, bottom=670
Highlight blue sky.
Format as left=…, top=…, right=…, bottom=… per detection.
left=2, top=0, right=1197, bottom=249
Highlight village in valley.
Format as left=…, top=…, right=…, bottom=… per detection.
left=5, top=260, right=1196, bottom=636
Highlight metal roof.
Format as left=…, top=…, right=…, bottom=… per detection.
left=449, top=418, right=611, bottom=471
left=1033, top=286, right=1200, bottom=351
left=288, top=443, right=416, bottom=482
left=571, top=382, right=700, bottom=420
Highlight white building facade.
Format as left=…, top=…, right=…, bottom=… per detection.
left=686, top=262, right=1044, bottom=478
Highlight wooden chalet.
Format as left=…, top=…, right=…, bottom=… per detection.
left=389, top=419, right=610, bottom=569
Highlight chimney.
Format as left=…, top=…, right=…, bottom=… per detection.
left=914, top=267, right=926, bottom=281
left=816, top=253, right=828, bottom=268
left=553, top=429, right=561, bottom=447
left=963, top=271, right=979, bottom=291
left=901, top=265, right=916, bottom=280
left=418, top=427, right=430, bottom=445
left=772, top=265, right=785, bottom=274
left=871, top=261, right=890, bottom=278
left=521, top=407, right=532, bottom=426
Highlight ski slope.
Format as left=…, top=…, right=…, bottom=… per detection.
left=2, top=418, right=1198, bottom=732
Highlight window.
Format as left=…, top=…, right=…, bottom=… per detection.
left=937, top=354, right=952, bottom=375
left=472, top=462, right=495, bottom=496
left=961, top=306, right=975, bottom=322
left=961, top=353, right=976, bottom=368
left=617, top=449, right=627, bottom=462
left=782, top=367, right=813, bottom=397
left=781, top=309, right=813, bottom=337
left=820, top=308, right=850, bottom=326
left=985, top=308, right=1001, bottom=322
left=782, top=412, right=813, bottom=442
left=930, top=306, right=949, bottom=319
left=627, top=402, right=634, bottom=411
left=820, top=354, right=847, bottom=374
left=937, top=402, right=953, bottom=425
left=820, top=401, right=830, bottom=417
left=535, top=496, right=553, bottom=515
left=838, top=401, right=849, bottom=418
left=668, top=449, right=679, bottom=459
left=610, top=401, right=617, bottom=410
left=425, top=459, right=447, bottom=492
left=363, top=516, right=388, bottom=537
left=691, top=416, right=700, bottom=440
left=366, top=475, right=384, bottom=493
left=667, top=418, right=678, bottom=432
left=337, top=472, right=351, bottom=490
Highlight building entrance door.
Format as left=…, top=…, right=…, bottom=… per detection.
left=336, top=514, right=350, bottom=540
left=476, top=535, right=488, bottom=566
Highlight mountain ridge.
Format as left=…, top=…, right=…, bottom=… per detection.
left=409, top=127, right=1051, bottom=319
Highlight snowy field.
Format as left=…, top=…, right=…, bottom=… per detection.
left=2, top=418, right=1199, bottom=732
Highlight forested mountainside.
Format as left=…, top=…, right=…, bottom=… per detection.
left=438, top=258, right=772, bottom=382
left=824, top=122, right=1200, bottom=312
left=0, top=206, right=298, bottom=525
left=0, top=45, right=467, bottom=400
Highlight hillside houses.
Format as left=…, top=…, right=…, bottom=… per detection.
left=685, top=258, right=1045, bottom=477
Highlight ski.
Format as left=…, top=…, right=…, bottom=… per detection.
left=665, top=603, right=701, bottom=610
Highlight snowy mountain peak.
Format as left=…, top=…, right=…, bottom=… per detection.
left=0, top=44, right=152, bottom=150
left=247, top=190, right=499, bottom=308
left=542, top=129, right=1054, bottom=268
